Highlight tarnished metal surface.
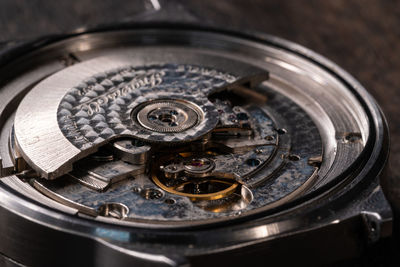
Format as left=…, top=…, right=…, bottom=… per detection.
left=14, top=53, right=267, bottom=179
left=30, top=83, right=322, bottom=221
left=0, top=26, right=391, bottom=266
left=7, top=29, right=372, bottom=224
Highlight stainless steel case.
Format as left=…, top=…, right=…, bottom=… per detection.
left=0, top=24, right=392, bottom=266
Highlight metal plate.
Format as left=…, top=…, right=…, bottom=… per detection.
left=0, top=26, right=391, bottom=267
left=6, top=29, right=372, bottom=225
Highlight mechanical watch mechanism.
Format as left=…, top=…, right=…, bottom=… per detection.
left=2, top=38, right=367, bottom=222
left=0, top=27, right=390, bottom=266
left=8, top=56, right=328, bottom=222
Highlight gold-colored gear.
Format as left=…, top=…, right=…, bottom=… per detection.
left=151, top=150, right=239, bottom=201
left=151, top=174, right=238, bottom=201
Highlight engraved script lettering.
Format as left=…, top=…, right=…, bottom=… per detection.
left=75, top=71, right=165, bottom=115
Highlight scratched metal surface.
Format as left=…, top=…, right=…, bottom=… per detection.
left=0, top=0, right=398, bottom=264
left=35, top=85, right=322, bottom=221
left=1, top=0, right=397, bottom=186
left=58, top=64, right=231, bottom=147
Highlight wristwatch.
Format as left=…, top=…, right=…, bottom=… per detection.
left=0, top=3, right=394, bottom=267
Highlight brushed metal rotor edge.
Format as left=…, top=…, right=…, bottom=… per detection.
left=14, top=57, right=130, bottom=179
left=14, top=50, right=265, bottom=179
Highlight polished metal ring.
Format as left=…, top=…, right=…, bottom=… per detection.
left=134, top=99, right=202, bottom=133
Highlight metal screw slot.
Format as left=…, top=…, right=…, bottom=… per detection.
left=164, top=198, right=176, bottom=205
left=140, top=188, right=164, bottom=200
left=132, top=186, right=141, bottom=193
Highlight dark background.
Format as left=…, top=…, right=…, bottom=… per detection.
left=0, top=0, right=399, bottom=265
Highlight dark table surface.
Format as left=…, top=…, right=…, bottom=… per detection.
left=0, top=0, right=399, bottom=264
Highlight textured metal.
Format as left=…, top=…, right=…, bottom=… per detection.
left=14, top=56, right=267, bottom=179
left=28, top=86, right=322, bottom=221
left=7, top=28, right=373, bottom=223
left=0, top=25, right=391, bottom=267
